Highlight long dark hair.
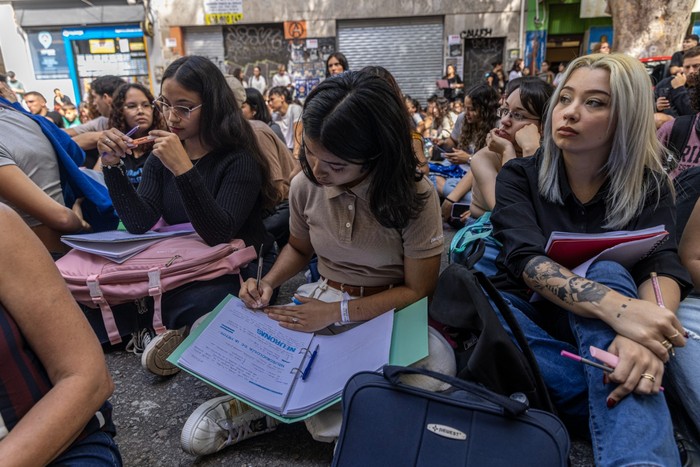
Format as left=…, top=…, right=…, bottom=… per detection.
left=161, top=56, right=276, bottom=208
left=299, top=70, right=427, bottom=229
left=325, top=52, right=349, bottom=78
left=243, top=87, right=271, bottom=124
left=109, top=83, right=165, bottom=154
left=458, top=83, right=500, bottom=152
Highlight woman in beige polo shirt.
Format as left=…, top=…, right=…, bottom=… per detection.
left=179, top=69, right=456, bottom=457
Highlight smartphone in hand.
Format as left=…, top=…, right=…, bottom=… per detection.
left=451, top=203, right=470, bottom=219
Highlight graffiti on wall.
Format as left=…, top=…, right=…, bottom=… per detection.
left=223, top=23, right=334, bottom=98
left=223, top=23, right=288, bottom=82
left=463, top=37, right=504, bottom=87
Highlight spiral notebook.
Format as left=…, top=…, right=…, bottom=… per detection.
left=544, top=224, right=669, bottom=277
left=170, top=296, right=419, bottom=422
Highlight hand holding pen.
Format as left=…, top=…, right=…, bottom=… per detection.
left=98, top=125, right=140, bottom=163
left=238, top=245, right=270, bottom=309
left=649, top=272, right=689, bottom=357
left=561, top=346, right=665, bottom=396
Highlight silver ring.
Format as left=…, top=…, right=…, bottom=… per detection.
left=292, top=317, right=299, bottom=324
left=104, top=137, right=113, bottom=145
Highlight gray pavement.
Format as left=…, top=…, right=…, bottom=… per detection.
left=104, top=227, right=593, bottom=466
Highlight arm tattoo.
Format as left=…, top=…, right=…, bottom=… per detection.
left=524, top=256, right=611, bottom=306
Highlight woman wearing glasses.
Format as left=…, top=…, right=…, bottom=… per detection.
left=96, top=56, right=277, bottom=376
left=94, top=83, right=165, bottom=188
left=469, top=77, right=553, bottom=220
left=443, top=78, right=553, bottom=275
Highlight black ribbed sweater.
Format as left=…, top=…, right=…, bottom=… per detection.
left=104, top=148, right=269, bottom=248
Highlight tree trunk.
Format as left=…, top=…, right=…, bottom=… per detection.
left=610, top=0, right=695, bottom=58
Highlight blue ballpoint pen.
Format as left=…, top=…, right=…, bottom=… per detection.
left=301, top=344, right=320, bottom=381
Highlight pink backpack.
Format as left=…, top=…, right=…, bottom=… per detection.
left=57, top=234, right=257, bottom=344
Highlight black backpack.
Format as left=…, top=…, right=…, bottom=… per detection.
left=429, top=263, right=554, bottom=412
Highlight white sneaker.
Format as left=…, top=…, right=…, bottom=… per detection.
left=180, top=395, right=278, bottom=456
left=125, top=328, right=153, bottom=355
left=141, top=328, right=185, bottom=376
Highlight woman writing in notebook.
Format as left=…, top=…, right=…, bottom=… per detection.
left=95, top=56, right=277, bottom=376
left=178, top=69, right=456, bottom=457
left=491, top=54, right=691, bottom=465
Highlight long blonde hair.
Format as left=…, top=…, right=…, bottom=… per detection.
left=539, top=53, right=671, bottom=229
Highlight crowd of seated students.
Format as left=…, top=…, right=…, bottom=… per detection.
left=3, top=52, right=700, bottom=466
left=430, top=83, right=500, bottom=215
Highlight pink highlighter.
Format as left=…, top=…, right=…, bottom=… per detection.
left=589, top=346, right=620, bottom=368
left=559, top=346, right=664, bottom=391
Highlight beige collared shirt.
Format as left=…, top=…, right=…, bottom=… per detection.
left=249, top=120, right=294, bottom=201
left=290, top=173, right=444, bottom=286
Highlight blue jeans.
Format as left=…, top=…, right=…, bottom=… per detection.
left=499, top=261, right=679, bottom=467
left=471, top=237, right=500, bottom=277
left=666, top=295, right=700, bottom=434
left=427, top=174, right=472, bottom=204
left=50, top=431, right=122, bottom=466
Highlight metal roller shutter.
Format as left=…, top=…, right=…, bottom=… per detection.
left=183, top=27, right=226, bottom=73
left=338, top=17, right=444, bottom=106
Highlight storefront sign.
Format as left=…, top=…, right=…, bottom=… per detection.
left=204, top=0, right=243, bottom=25
left=464, top=28, right=492, bottom=39
left=62, top=25, right=150, bottom=103
left=27, top=30, right=70, bottom=80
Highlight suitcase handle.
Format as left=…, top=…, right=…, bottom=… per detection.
left=383, top=365, right=528, bottom=416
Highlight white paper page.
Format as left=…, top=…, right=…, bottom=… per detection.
left=61, top=238, right=157, bottom=262
left=284, top=310, right=394, bottom=415
left=571, top=232, right=669, bottom=277
left=544, top=225, right=666, bottom=252
left=61, top=228, right=193, bottom=243
left=178, top=299, right=313, bottom=412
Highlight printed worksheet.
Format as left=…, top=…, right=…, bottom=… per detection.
left=178, top=299, right=313, bottom=411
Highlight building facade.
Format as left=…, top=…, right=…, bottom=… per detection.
left=2, top=0, right=700, bottom=107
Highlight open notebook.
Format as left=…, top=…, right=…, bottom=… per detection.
left=169, top=296, right=428, bottom=423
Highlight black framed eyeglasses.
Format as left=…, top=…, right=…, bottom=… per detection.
left=497, top=107, right=539, bottom=122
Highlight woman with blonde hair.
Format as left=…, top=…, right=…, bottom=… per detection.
left=492, top=53, right=691, bottom=465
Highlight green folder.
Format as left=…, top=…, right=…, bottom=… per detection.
left=168, top=295, right=429, bottom=423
